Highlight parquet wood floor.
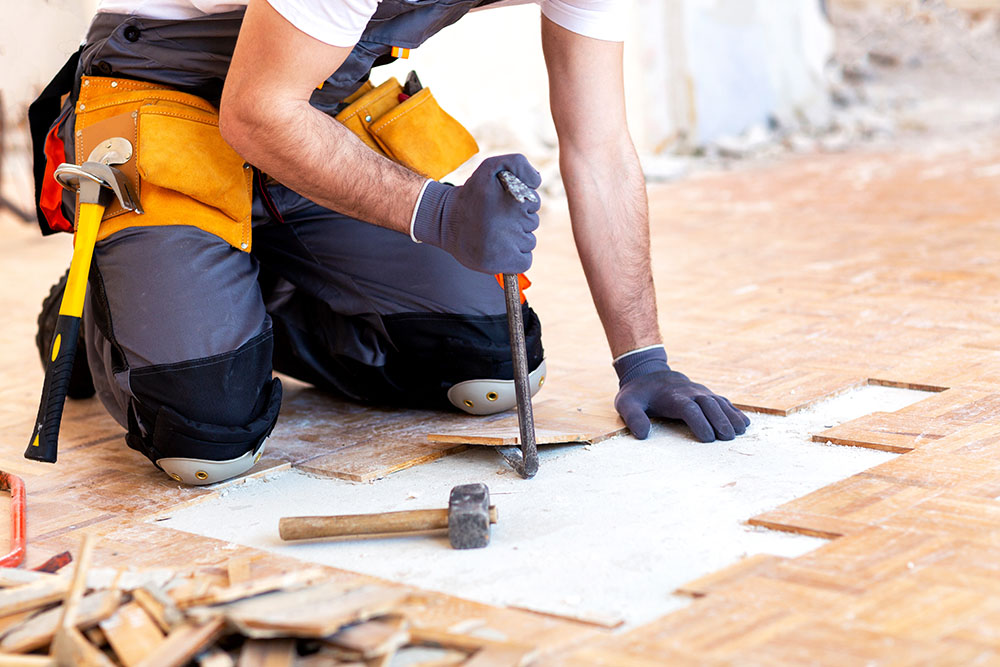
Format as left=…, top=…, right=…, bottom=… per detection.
left=4, top=134, right=1000, bottom=662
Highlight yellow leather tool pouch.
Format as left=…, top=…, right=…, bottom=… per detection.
left=74, top=76, right=252, bottom=252
left=335, top=77, right=478, bottom=180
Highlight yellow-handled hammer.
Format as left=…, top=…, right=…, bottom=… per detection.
left=26, top=139, right=142, bottom=463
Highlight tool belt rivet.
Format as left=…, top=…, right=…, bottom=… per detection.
left=195, top=471, right=209, bottom=481
left=464, top=399, right=474, bottom=408
left=110, top=81, right=118, bottom=88
left=487, top=392, right=498, bottom=402
left=78, top=104, right=86, bottom=111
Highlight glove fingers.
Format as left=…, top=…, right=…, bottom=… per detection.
left=721, top=396, right=751, bottom=426
left=496, top=153, right=542, bottom=189
left=616, top=397, right=652, bottom=440
left=679, top=400, right=717, bottom=443
left=717, top=397, right=749, bottom=434
left=694, top=395, right=736, bottom=441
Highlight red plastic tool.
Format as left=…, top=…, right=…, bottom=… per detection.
left=0, top=472, right=26, bottom=567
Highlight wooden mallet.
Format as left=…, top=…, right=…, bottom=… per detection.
left=278, top=483, right=498, bottom=549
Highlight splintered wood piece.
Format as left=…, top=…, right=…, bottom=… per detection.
left=0, top=575, right=71, bottom=618
left=85, top=626, right=107, bottom=647
left=177, top=568, right=329, bottom=608
left=100, top=601, right=166, bottom=666
left=212, top=582, right=410, bottom=639
left=462, top=645, right=536, bottom=667
left=132, top=586, right=182, bottom=634
left=0, top=656, right=57, bottom=666
left=134, top=617, right=226, bottom=667
left=325, top=616, right=409, bottom=658
left=1, top=590, right=123, bottom=654
left=236, top=638, right=296, bottom=667
left=51, top=625, right=115, bottom=667
left=675, top=554, right=788, bottom=598
left=226, top=557, right=252, bottom=587
left=0, top=568, right=56, bottom=587
left=58, top=533, right=97, bottom=632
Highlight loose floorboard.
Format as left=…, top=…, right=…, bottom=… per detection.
left=4, top=134, right=1000, bottom=662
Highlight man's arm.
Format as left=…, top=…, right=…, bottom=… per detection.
left=541, top=16, right=749, bottom=442
left=220, top=0, right=541, bottom=275
left=220, top=0, right=425, bottom=231
left=540, top=17, right=657, bottom=358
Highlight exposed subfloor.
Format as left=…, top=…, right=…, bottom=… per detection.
left=162, top=385, right=927, bottom=631
left=5, top=130, right=1000, bottom=662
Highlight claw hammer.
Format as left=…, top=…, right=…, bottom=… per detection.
left=495, top=170, right=539, bottom=479
left=26, top=139, right=143, bottom=464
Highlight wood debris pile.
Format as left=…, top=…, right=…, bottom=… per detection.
left=0, top=537, right=537, bottom=666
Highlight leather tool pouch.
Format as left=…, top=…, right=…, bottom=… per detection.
left=335, top=76, right=478, bottom=180
left=75, top=76, right=253, bottom=252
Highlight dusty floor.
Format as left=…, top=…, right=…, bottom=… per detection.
left=3, top=2, right=1000, bottom=663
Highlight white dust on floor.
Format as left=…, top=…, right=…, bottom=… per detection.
left=160, top=385, right=929, bottom=630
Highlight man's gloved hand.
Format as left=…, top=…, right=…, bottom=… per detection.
left=613, top=346, right=750, bottom=442
left=412, top=154, right=541, bottom=274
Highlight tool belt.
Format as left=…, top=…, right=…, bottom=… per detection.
left=70, top=75, right=254, bottom=251
left=37, top=73, right=477, bottom=252
left=335, top=76, right=478, bottom=181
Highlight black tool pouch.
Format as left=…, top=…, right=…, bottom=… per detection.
left=28, top=47, right=82, bottom=235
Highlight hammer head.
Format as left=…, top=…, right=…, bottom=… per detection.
left=447, top=483, right=492, bottom=549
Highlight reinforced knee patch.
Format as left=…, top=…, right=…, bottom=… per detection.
left=127, top=377, right=281, bottom=485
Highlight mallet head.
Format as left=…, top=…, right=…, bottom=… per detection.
left=447, top=483, right=494, bottom=549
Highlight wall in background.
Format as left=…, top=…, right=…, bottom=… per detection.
left=1, top=0, right=833, bottom=156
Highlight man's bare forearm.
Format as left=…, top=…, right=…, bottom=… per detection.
left=561, top=140, right=662, bottom=358
left=220, top=97, right=425, bottom=233
left=219, top=0, right=424, bottom=233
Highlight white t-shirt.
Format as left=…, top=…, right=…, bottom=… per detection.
left=96, top=0, right=627, bottom=46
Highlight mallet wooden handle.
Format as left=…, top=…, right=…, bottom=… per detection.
left=279, top=506, right=498, bottom=541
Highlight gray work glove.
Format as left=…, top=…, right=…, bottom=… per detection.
left=412, top=154, right=541, bottom=274
left=614, top=346, right=750, bottom=442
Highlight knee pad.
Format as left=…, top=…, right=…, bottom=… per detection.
left=447, top=359, right=546, bottom=415
left=127, top=378, right=282, bottom=485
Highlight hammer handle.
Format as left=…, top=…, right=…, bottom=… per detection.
left=279, top=507, right=498, bottom=541
left=25, top=202, right=104, bottom=464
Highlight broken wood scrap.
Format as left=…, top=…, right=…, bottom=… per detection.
left=324, top=615, right=408, bottom=659
left=132, top=586, right=183, bottom=634
left=51, top=625, right=116, bottom=667
left=1, top=590, right=123, bottom=653
left=133, top=617, right=226, bottom=667
left=0, top=574, right=72, bottom=618
left=0, top=558, right=538, bottom=666
left=195, top=581, right=411, bottom=639
left=226, top=558, right=253, bottom=588
left=236, top=638, right=295, bottom=667
left=175, top=568, right=329, bottom=609
left=99, top=601, right=166, bottom=666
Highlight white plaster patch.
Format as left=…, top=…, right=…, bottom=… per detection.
left=160, top=385, right=929, bottom=629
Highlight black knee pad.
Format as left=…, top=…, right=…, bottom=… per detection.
left=379, top=304, right=545, bottom=409
left=124, top=331, right=282, bottom=484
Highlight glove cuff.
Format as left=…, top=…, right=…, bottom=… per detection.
left=412, top=180, right=453, bottom=247
left=613, top=345, right=669, bottom=387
